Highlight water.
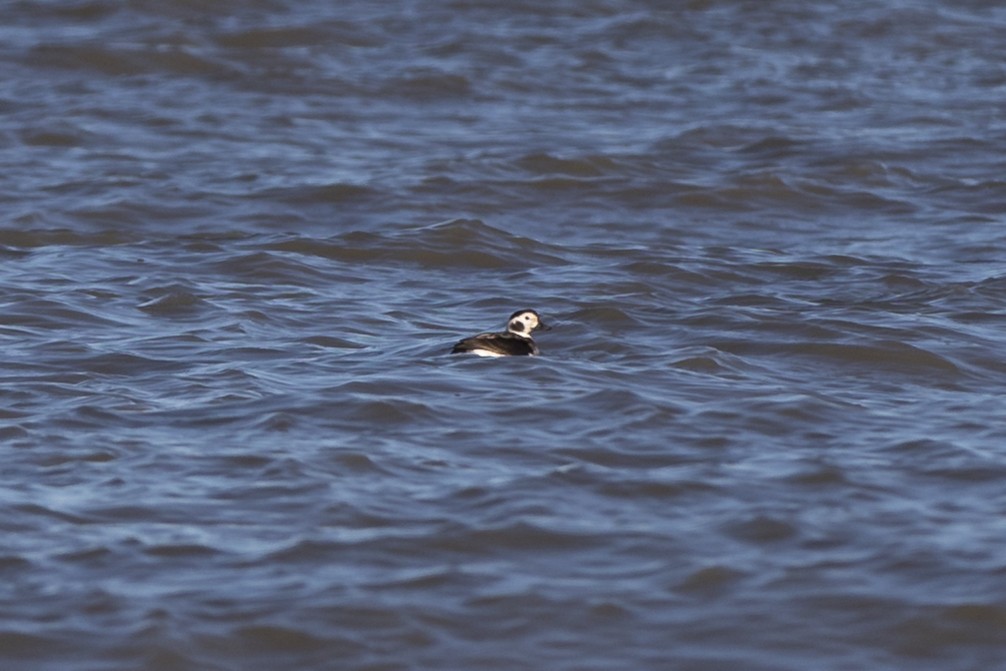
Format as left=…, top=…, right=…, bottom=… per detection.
left=3, top=1, right=1006, bottom=669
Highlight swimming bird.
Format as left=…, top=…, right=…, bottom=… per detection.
left=450, top=309, right=550, bottom=357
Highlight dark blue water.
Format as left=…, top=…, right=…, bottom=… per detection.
left=3, top=2, right=1006, bottom=670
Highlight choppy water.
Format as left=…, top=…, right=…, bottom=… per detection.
left=3, top=1, right=1006, bottom=670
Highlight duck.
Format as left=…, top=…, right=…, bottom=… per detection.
left=450, top=309, right=550, bottom=357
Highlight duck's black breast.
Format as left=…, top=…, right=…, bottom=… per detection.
left=451, top=332, right=539, bottom=356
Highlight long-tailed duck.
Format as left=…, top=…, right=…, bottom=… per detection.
left=451, top=309, right=550, bottom=357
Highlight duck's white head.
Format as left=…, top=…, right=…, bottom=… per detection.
left=506, top=309, right=548, bottom=336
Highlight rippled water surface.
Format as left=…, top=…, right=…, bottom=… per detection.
left=3, top=1, right=1006, bottom=670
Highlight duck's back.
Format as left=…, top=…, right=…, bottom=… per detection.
left=451, top=332, right=538, bottom=357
